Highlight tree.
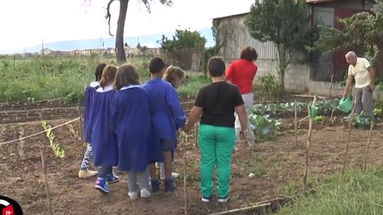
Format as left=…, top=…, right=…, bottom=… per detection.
left=245, top=0, right=311, bottom=89
left=159, top=29, right=206, bottom=70
left=104, top=0, right=172, bottom=64
left=314, top=0, right=383, bottom=70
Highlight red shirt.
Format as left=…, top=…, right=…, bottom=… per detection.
left=225, top=59, right=257, bottom=94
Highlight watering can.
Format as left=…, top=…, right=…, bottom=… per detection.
left=310, top=105, right=319, bottom=118
left=338, top=97, right=352, bottom=113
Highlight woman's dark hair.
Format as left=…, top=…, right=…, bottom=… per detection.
left=99, top=65, right=117, bottom=88
left=163, top=66, right=185, bottom=87
left=115, top=64, right=139, bottom=90
left=95, top=63, right=107, bottom=81
left=149, top=57, right=166, bottom=74
left=240, top=46, right=258, bottom=61
left=208, top=57, right=225, bottom=77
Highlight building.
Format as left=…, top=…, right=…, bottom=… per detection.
left=213, top=0, right=375, bottom=96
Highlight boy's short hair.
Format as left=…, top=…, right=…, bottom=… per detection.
left=149, top=57, right=166, bottom=74
left=240, top=46, right=258, bottom=61
left=95, top=63, right=107, bottom=81
left=115, top=64, right=139, bottom=90
left=208, top=57, right=225, bottom=77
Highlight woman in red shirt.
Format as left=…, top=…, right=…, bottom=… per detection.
left=226, top=46, right=258, bottom=146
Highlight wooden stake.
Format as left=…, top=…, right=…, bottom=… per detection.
left=40, top=146, right=53, bottom=215
left=329, top=73, right=334, bottom=98
left=183, top=133, right=188, bottom=215
left=304, top=96, right=316, bottom=191
left=363, top=121, right=374, bottom=170
left=194, top=123, right=199, bottom=148
left=208, top=203, right=271, bottom=215
left=341, top=103, right=355, bottom=175
left=77, top=99, right=84, bottom=143
left=294, top=100, right=298, bottom=147
left=330, top=108, right=335, bottom=124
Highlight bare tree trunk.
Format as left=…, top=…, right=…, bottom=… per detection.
left=277, top=45, right=288, bottom=90
left=116, top=0, right=129, bottom=64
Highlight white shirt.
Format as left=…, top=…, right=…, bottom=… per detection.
left=348, top=57, right=371, bottom=88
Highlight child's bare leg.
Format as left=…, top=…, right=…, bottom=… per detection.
left=163, top=151, right=173, bottom=179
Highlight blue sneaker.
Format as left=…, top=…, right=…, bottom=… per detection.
left=151, top=179, right=160, bottom=192
left=106, top=172, right=120, bottom=184
left=94, top=177, right=109, bottom=193
left=164, top=178, right=176, bottom=192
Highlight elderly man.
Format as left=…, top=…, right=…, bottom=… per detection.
left=343, top=51, right=375, bottom=117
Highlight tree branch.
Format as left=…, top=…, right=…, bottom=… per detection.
left=105, top=0, right=116, bottom=36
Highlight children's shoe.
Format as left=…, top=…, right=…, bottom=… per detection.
left=171, top=172, right=180, bottom=178
left=201, top=196, right=212, bottom=203
left=140, top=188, right=151, bottom=198
left=94, top=178, right=109, bottom=193
left=106, top=172, right=120, bottom=184
left=128, top=191, right=139, bottom=200
left=218, top=196, right=230, bottom=203
left=151, top=179, right=160, bottom=192
left=164, top=178, right=176, bottom=192
left=78, top=169, right=97, bottom=178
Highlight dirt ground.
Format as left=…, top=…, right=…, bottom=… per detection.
left=0, top=116, right=382, bottom=215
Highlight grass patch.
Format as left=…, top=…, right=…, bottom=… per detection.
left=178, top=75, right=210, bottom=99
left=277, top=168, right=383, bottom=215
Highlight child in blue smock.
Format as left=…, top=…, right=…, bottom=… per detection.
left=79, top=63, right=106, bottom=179
left=112, top=64, right=156, bottom=200
left=143, top=57, right=186, bottom=192
left=91, top=65, right=119, bottom=193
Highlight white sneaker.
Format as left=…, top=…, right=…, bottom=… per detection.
left=171, top=172, right=180, bottom=178
left=140, top=188, right=151, bottom=198
left=128, top=191, right=138, bottom=200
left=79, top=169, right=97, bottom=178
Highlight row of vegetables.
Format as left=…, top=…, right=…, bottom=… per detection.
left=248, top=99, right=383, bottom=141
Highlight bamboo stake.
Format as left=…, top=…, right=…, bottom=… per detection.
left=208, top=203, right=271, bottom=215
left=363, top=121, right=374, bottom=170
left=183, top=152, right=188, bottom=215
left=304, top=96, right=316, bottom=191
left=329, top=73, right=334, bottom=98
left=341, top=102, right=356, bottom=175
left=294, top=100, right=298, bottom=147
left=183, top=133, right=188, bottom=215
left=40, top=146, right=53, bottom=215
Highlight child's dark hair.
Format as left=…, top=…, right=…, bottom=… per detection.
left=240, top=46, right=258, bottom=61
left=163, top=66, right=185, bottom=87
left=208, top=57, right=225, bottom=77
left=95, top=63, right=107, bottom=81
left=149, top=57, right=166, bottom=74
left=99, top=65, right=117, bottom=88
left=115, top=64, right=139, bottom=90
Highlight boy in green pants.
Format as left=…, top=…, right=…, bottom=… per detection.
left=183, top=57, right=248, bottom=203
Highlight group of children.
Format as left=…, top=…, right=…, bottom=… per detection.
left=79, top=57, right=186, bottom=200
left=77, top=56, right=249, bottom=203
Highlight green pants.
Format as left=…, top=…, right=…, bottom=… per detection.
left=198, top=124, right=235, bottom=198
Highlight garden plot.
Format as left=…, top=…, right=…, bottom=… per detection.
left=0, top=101, right=382, bottom=214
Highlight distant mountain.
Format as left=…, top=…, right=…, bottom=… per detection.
left=2, top=28, right=214, bottom=54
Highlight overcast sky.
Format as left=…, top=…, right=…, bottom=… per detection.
left=0, top=0, right=255, bottom=51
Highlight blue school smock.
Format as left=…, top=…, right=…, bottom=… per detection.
left=83, top=81, right=99, bottom=143
left=111, top=85, right=160, bottom=171
left=90, top=85, right=118, bottom=167
left=143, top=78, right=186, bottom=143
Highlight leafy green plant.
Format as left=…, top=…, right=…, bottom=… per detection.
left=249, top=114, right=280, bottom=140
left=258, top=73, right=284, bottom=98
left=313, top=115, right=325, bottom=123
left=373, top=108, right=383, bottom=117
left=41, top=121, right=65, bottom=158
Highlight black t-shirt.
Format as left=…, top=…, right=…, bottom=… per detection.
left=195, top=81, right=244, bottom=127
